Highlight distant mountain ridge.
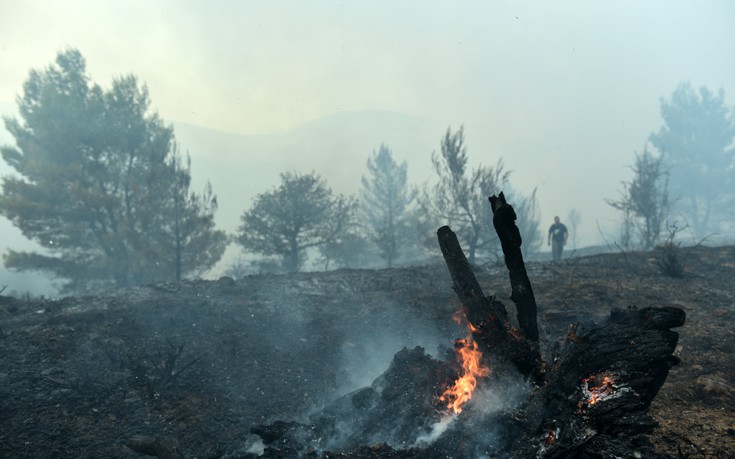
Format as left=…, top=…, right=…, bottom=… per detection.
left=173, top=109, right=451, bottom=234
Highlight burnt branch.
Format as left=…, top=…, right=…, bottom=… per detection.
left=125, top=338, right=200, bottom=400
left=436, top=225, right=507, bottom=330
left=489, top=192, right=539, bottom=342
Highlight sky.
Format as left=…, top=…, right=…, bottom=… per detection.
left=1, top=1, right=732, bottom=134
left=1, top=1, right=734, bottom=283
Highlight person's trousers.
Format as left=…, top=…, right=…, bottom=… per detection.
left=552, top=241, right=563, bottom=261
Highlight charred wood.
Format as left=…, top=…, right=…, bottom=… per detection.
left=489, top=192, right=539, bottom=343
left=507, top=306, right=685, bottom=458
left=436, top=225, right=543, bottom=384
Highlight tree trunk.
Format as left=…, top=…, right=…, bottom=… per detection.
left=489, top=192, right=539, bottom=342
left=437, top=224, right=543, bottom=384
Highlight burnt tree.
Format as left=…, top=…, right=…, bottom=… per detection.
left=489, top=192, right=539, bottom=342
left=437, top=224, right=543, bottom=384
left=434, top=192, right=684, bottom=457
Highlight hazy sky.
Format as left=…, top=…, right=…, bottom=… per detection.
left=2, top=1, right=733, bottom=133
left=1, top=0, right=734, bottom=258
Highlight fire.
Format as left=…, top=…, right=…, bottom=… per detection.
left=578, top=373, right=623, bottom=413
left=438, top=337, right=490, bottom=414
left=452, top=308, right=478, bottom=332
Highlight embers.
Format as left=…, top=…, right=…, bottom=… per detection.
left=577, top=372, right=632, bottom=413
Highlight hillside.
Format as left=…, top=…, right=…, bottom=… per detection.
left=1, top=245, right=733, bottom=458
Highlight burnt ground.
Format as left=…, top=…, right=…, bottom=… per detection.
left=0, top=245, right=734, bottom=458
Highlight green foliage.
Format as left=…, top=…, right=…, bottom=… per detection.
left=154, top=148, right=228, bottom=281
left=237, top=171, right=356, bottom=272
left=359, top=144, right=417, bottom=267
left=0, top=50, right=227, bottom=293
left=607, top=149, right=669, bottom=250
left=649, top=82, right=735, bottom=237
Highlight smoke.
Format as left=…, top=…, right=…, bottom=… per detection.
left=221, top=434, right=265, bottom=458
left=335, top=303, right=459, bottom=395
left=413, top=414, right=456, bottom=446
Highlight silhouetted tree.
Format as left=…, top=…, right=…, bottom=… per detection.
left=607, top=149, right=669, bottom=250
left=359, top=144, right=417, bottom=267
left=649, top=82, right=735, bottom=237
left=237, top=171, right=355, bottom=272
left=0, top=50, right=226, bottom=293
left=421, top=126, right=510, bottom=263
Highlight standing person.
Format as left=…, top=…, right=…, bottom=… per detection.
left=548, top=216, right=568, bottom=261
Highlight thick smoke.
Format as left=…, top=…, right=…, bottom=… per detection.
left=335, top=304, right=457, bottom=395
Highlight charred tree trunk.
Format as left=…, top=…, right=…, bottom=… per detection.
left=437, top=225, right=544, bottom=384
left=507, top=306, right=685, bottom=458
left=434, top=192, right=684, bottom=457
left=489, top=192, right=539, bottom=342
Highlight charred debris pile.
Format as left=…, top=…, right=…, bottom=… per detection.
left=247, top=193, right=685, bottom=459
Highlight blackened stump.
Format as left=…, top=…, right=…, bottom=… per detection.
left=489, top=192, right=539, bottom=343
left=436, top=224, right=543, bottom=384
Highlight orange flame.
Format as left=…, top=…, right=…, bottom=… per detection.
left=452, top=308, right=478, bottom=333
left=584, top=375, right=614, bottom=405
left=439, top=337, right=490, bottom=414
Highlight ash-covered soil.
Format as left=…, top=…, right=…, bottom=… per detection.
left=1, top=246, right=733, bottom=458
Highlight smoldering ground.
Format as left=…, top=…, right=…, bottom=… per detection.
left=0, top=265, right=464, bottom=457
left=4, top=245, right=732, bottom=458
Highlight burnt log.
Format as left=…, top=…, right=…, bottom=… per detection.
left=437, top=225, right=543, bottom=384
left=434, top=192, right=684, bottom=456
left=507, top=305, right=685, bottom=458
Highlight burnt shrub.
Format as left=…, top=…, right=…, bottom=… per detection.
left=654, top=241, right=685, bottom=277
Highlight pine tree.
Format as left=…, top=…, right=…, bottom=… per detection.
left=650, top=83, right=735, bottom=237
left=237, top=171, right=355, bottom=272
left=607, top=149, right=669, bottom=250
left=0, top=50, right=226, bottom=292
left=421, top=126, right=509, bottom=263
left=359, top=144, right=416, bottom=267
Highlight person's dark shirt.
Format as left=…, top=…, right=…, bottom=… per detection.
left=548, top=223, right=568, bottom=244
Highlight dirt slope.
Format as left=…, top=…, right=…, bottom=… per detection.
left=0, top=246, right=733, bottom=458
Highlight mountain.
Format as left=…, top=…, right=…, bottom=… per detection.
left=174, top=110, right=450, bottom=235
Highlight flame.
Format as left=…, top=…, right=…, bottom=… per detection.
left=438, top=337, right=490, bottom=414
left=452, top=308, right=478, bottom=333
